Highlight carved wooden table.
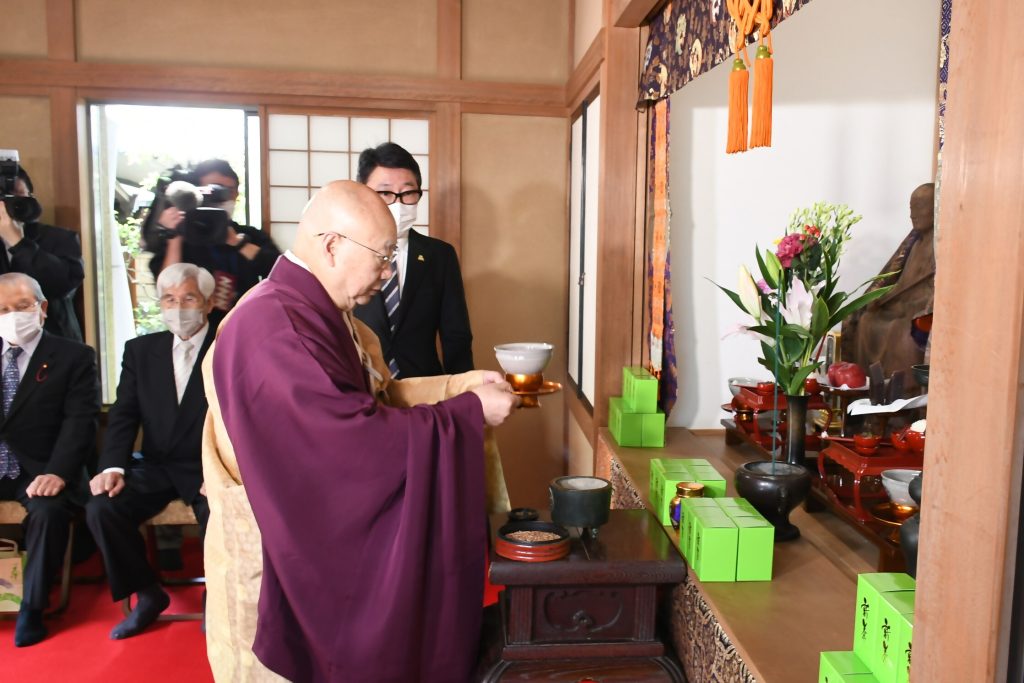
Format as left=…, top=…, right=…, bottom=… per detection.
left=480, top=509, right=686, bottom=682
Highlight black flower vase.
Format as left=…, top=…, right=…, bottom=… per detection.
left=784, top=393, right=810, bottom=468
left=735, top=461, right=812, bottom=542
left=900, top=473, right=923, bottom=577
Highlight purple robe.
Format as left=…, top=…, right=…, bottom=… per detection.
left=213, top=257, right=486, bottom=682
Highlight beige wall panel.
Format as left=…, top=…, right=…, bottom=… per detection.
left=462, top=113, right=568, bottom=508
left=0, top=0, right=47, bottom=57
left=573, top=0, right=603, bottom=67
left=0, top=96, right=54, bottom=224
left=78, top=0, right=437, bottom=76
left=463, top=0, right=569, bottom=85
left=567, top=411, right=594, bottom=476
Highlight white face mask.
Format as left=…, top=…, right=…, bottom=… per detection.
left=162, top=308, right=206, bottom=339
left=388, top=202, right=418, bottom=238
left=0, top=310, right=43, bottom=347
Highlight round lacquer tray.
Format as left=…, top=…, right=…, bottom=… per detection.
left=495, top=521, right=570, bottom=562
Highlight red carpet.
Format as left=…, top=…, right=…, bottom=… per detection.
left=2, top=542, right=499, bottom=682
left=0, top=544, right=212, bottom=683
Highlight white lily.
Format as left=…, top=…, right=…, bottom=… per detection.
left=737, top=265, right=762, bottom=321
left=779, top=277, right=814, bottom=328
left=722, top=322, right=774, bottom=347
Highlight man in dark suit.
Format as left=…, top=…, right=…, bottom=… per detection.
left=86, top=262, right=214, bottom=640
left=354, top=143, right=474, bottom=378
left=0, top=272, right=99, bottom=647
left=0, top=167, right=85, bottom=340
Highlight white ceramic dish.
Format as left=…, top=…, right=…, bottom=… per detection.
left=881, top=469, right=922, bottom=508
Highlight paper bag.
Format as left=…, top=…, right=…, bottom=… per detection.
left=0, top=538, right=25, bottom=612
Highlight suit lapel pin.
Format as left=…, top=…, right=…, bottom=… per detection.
left=35, top=363, right=49, bottom=383
left=417, top=254, right=425, bottom=262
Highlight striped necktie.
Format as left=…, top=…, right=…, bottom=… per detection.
left=381, top=272, right=401, bottom=378
left=0, top=346, right=24, bottom=479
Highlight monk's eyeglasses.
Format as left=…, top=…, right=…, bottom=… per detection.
left=316, top=232, right=398, bottom=268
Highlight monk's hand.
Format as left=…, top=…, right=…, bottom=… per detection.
left=89, top=471, right=125, bottom=498
left=26, top=474, right=66, bottom=498
left=471, top=380, right=520, bottom=426
left=478, top=370, right=506, bottom=385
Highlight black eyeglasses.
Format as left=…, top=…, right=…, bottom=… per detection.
left=375, top=189, right=424, bottom=206
left=316, top=232, right=398, bottom=268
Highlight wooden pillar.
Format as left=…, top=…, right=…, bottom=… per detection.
left=914, top=2, right=1024, bottom=681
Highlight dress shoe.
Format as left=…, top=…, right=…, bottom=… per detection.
left=110, top=585, right=170, bottom=639
left=14, top=607, right=47, bottom=647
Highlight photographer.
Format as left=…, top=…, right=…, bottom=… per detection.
left=148, top=159, right=280, bottom=330
left=0, top=164, right=84, bottom=341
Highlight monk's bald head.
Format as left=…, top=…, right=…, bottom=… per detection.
left=293, top=180, right=397, bottom=311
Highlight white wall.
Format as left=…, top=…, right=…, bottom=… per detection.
left=669, top=0, right=940, bottom=428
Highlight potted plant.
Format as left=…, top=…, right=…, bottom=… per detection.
left=718, top=202, right=895, bottom=539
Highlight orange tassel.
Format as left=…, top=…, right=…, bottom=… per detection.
left=727, top=58, right=749, bottom=154
left=751, top=44, right=773, bottom=148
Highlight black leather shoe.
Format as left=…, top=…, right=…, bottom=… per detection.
left=14, top=607, right=47, bottom=647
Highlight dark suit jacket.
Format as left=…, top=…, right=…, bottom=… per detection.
left=0, top=222, right=85, bottom=341
left=0, top=332, right=99, bottom=483
left=98, top=330, right=213, bottom=503
left=354, top=229, right=473, bottom=377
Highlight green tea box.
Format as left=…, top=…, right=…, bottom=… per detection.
left=895, top=614, right=914, bottom=683
left=623, top=366, right=658, bottom=413
left=689, top=465, right=728, bottom=498
left=853, top=573, right=916, bottom=665
left=649, top=458, right=694, bottom=514
left=874, top=591, right=915, bottom=683
left=609, top=397, right=642, bottom=447
left=715, top=497, right=761, bottom=518
left=680, top=498, right=720, bottom=560
left=691, top=511, right=737, bottom=582
left=641, top=411, right=666, bottom=447
left=734, top=516, right=774, bottom=581
left=819, top=651, right=873, bottom=683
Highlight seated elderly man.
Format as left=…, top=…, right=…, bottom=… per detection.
left=86, top=263, right=215, bottom=639
left=0, top=272, right=99, bottom=647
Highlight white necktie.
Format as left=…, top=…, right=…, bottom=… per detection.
left=174, top=341, right=194, bottom=403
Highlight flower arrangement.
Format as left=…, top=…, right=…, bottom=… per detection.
left=717, top=202, right=894, bottom=395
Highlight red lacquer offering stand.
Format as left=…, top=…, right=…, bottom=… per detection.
left=720, top=385, right=833, bottom=452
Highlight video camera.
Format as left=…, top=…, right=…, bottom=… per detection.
left=141, top=166, right=233, bottom=250
left=0, top=149, right=43, bottom=223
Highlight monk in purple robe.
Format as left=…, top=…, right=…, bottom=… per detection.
left=208, top=181, right=518, bottom=682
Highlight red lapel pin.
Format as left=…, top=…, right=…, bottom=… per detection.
left=35, top=363, right=49, bottom=383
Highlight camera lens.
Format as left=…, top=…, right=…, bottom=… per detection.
left=2, top=195, right=42, bottom=223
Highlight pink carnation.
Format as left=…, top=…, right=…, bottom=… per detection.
left=756, top=279, right=773, bottom=294
left=775, top=233, right=805, bottom=267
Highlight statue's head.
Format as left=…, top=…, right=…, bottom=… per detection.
left=910, top=183, right=935, bottom=233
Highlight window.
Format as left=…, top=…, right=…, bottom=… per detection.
left=568, top=96, right=601, bottom=406
left=87, top=103, right=258, bottom=402
left=265, top=112, right=430, bottom=250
